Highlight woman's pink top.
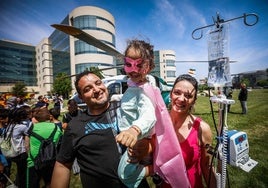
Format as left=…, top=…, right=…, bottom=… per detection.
left=180, top=117, right=204, bottom=188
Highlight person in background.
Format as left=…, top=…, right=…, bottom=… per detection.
left=62, top=99, right=79, bottom=131
left=27, top=107, right=62, bottom=188
left=16, top=97, right=29, bottom=108
left=0, top=107, right=9, bottom=134
left=225, top=87, right=233, bottom=112
left=0, top=107, right=10, bottom=187
left=0, top=96, right=6, bottom=108
left=238, top=83, right=248, bottom=114
left=43, top=97, right=50, bottom=108
left=165, top=74, right=216, bottom=188
left=35, top=96, right=47, bottom=108
left=59, top=95, right=64, bottom=110
left=53, top=95, right=62, bottom=111
left=51, top=71, right=150, bottom=188
left=3, top=107, right=31, bottom=188
left=61, top=99, right=80, bottom=174
left=49, top=108, right=63, bottom=131
left=0, top=150, right=8, bottom=188
left=20, top=105, right=33, bottom=128
left=6, top=97, right=17, bottom=110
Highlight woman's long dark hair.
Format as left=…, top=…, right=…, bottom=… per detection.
left=172, top=74, right=198, bottom=100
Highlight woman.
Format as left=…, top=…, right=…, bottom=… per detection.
left=167, top=74, right=216, bottom=188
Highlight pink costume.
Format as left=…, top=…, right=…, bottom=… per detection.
left=141, top=83, right=190, bottom=188
left=180, top=117, right=203, bottom=188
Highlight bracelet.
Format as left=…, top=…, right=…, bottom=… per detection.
left=130, top=126, right=140, bottom=135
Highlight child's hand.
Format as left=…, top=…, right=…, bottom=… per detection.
left=127, top=138, right=151, bottom=163
left=116, top=126, right=140, bottom=148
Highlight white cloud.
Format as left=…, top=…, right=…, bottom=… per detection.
left=150, top=0, right=185, bottom=38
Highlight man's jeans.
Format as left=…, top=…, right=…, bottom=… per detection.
left=240, top=101, right=248, bottom=114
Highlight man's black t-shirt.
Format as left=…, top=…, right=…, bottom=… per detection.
left=56, top=101, right=124, bottom=187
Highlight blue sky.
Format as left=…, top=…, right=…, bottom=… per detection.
left=0, top=0, right=267, bottom=80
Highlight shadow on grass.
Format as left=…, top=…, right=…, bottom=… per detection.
left=228, top=111, right=242, bottom=114
left=194, top=112, right=213, bottom=115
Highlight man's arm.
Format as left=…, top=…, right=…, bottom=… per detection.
left=51, top=161, right=72, bottom=188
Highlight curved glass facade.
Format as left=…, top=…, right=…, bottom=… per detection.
left=75, top=63, right=114, bottom=73
left=73, top=15, right=115, bottom=55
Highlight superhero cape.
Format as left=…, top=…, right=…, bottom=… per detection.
left=142, top=83, right=190, bottom=188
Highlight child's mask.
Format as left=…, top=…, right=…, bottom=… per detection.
left=124, top=57, right=143, bottom=73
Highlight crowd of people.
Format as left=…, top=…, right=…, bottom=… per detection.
left=0, top=38, right=249, bottom=188
left=0, top=95, right=67, bottom=187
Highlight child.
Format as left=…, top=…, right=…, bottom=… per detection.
left=116, top=39, right=156, bottom=187
left=117, top=39, right=190, bottom=188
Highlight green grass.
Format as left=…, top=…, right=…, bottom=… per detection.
left=194, top=89, right=268, bottom=188
left=10, top=89, right=268, bottom=187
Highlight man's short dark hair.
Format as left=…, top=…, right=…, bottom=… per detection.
left=74, top=70, right=94, bottom=95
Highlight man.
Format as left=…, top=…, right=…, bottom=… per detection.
left=238, top=83, right=248, bottom=114
left=35, top=95, right=48, bottom=108
left=51, top=71, right=149, bottom=188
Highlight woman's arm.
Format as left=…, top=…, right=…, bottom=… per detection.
left=200, top=121, right=217, bottom=188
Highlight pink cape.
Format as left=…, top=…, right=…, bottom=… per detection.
left=142, top=84, right=190, bottom=188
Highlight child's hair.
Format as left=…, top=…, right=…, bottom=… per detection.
left=49, top=108, right=61, bottom=120
left=124, top=39, right=155, bottom=71
left=33, top=107, right=50, bottom=122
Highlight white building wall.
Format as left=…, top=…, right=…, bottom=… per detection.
left=36, top=38, right=53, bottom=95
left=158, top=50, right=176, bottom=84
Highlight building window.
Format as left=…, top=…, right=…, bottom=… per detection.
left=75, top=63, right=113, bottom=74
left=74, top=40, right=98, bottom=55
left=167, top=71, right=176, bottom=77
left=74, top=15, right=97, bottom=29
left=166, top=60, right=175, bottom=67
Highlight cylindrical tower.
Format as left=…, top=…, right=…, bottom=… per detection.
left=68, top=6, right=117, bottom=78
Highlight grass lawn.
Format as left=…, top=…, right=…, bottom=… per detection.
left=194, top=89, right=268, bottom=188
left=10, top=89, right=268, bottom=187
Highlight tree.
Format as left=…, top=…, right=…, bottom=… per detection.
left=11, top=82, right=27, bottom=97
left=240, top=78, right=250, bottom=87
left=53, top=72, right=72, bottom=99
left=257, top=79, right=268, bottom=87
left=52, top=68, right=104, bottom=99
left=86, top=67, right=104, bottom=79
